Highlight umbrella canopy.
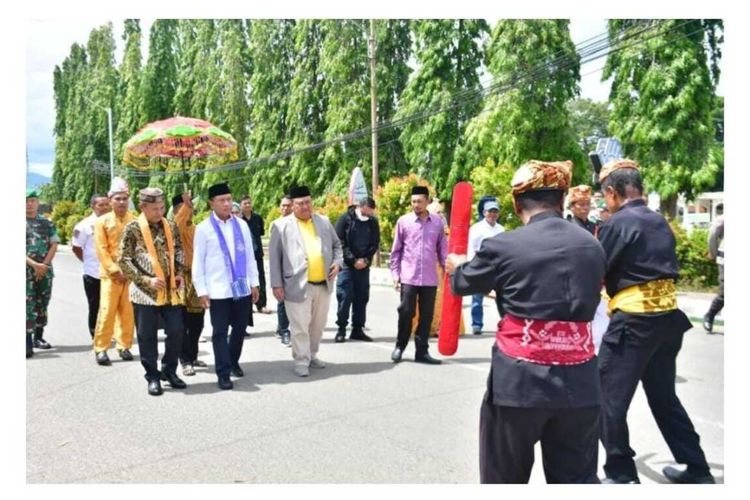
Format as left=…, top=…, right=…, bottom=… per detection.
left=123, top=116, right=238, bottom=169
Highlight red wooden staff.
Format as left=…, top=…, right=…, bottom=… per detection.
left=438, top=181, right=473, bottom=356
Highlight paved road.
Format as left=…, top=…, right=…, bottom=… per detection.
left=27, top=249, right=724, bottom=483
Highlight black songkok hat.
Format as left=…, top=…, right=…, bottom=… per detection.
left=172, top=194, right=184, bottom=209
left=289, top=185, right=311, bottom=199
left=411, top=185, right=429, bottom=196
left=208, top=182, right=231, bottom=199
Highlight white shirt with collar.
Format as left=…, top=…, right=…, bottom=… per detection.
left=467, top=218, right=505, bottom=261
left=192, top=212, right=260, bottom=299
left=72, top=213, right=101, bottom=278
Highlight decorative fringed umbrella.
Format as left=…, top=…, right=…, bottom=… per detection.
left=123, top=116, right=238, bottom=185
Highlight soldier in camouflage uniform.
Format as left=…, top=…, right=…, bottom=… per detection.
left=26, top=189, right=59, bottom=357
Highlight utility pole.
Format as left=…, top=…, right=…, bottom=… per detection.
left=369, top=19, right=380, bottom=266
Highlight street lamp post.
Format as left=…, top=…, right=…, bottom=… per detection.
left=84, top=96, right=114, bottom=180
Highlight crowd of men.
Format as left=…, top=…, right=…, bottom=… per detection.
left=26, top=156, right=720, bottom=483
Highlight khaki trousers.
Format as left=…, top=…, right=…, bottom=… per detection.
left=93, top=277, right=135, bottom=352
left=285, top=283, right=331, bottom=367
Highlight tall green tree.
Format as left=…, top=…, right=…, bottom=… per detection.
left=567, top=98, right=610, bottom=152
left=318, top=20, right=372, bottom=195
left=141, top=19, right=179, bottom=122
left=173, top=19, right=198, bottom=117
left=453, top=19, right=586, bottom=198
left=372, top=19, right=413, bottom=182
left=52, top=43, right=88, bottom=202
left=217, top=19, right=251, bottom=160
left=84, top=23, right=119, bottom=198
left=395, top=19, right=488, bottom=199
left=114, top=19, right=144, bottom=164
left=604, top=19, right=723, bottom=216
left=285, top=20, right=328, bottom=194
left=245, top=19, right=296, bottom=216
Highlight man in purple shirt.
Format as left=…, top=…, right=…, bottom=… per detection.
left=389, top=185, right=447, bottom=365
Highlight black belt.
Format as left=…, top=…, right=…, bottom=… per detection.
left=308, top=280, right=326, bottom=285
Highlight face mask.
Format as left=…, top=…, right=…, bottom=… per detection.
left=355, top=208, right=370, bottom=221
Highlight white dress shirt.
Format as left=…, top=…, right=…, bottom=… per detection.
left=71, top=213, right=101, bottom=278
left=193, top=212, right=260, bottom=299
left=467, top=218, right=505, bottom=260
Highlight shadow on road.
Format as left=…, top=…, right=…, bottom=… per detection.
left=174, top=359, right=398, bottom=395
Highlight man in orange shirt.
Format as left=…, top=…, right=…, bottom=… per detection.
left=92, top=177, right=136, bottom=365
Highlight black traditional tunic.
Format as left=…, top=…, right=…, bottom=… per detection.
left=597, top=198, right=710, bottom=481
left=571, top=215, right=598, bottom=236
left=451, top=210, right=605, bottom=408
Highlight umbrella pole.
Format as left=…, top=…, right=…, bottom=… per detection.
left=181, top=155, right=188, bottom=193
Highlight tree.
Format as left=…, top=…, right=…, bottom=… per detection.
left=567, top=98, right=610, bottom=152
left=395, top=20, right=488, bottom=199
left=453, top=20, right=587, bottom=192
left=114, top=19, right=144, bottom=167
left=372, top=19, right=413, bottom=182
left=318, top=20, right=372, bottom=195
left=245, top=19, right=297, bottom=217
left=603, top=19, right=723, bottom=216
left=140, top=19, right=179, bottom=123
left=84, top=22, right=119, bottom=198
left=285, top=20, right=328, bottom=194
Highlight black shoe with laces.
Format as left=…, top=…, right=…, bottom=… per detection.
left=350, top=330, right=373, bottom=342
left=33, top=338, right=52, bottom=350
left=663, top=466, right=715, bottom=484
left=335, top=328, right=346, bottom=343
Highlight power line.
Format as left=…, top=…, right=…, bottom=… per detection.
left=104, top=20, right=696, bottom=179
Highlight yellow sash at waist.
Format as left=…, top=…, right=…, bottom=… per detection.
left=608, top=279, right=677, bottom=315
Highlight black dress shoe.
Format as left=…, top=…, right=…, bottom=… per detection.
left=148, top=380, right=163, bottom=396
left=33, top=338, right=52, bottom=350
left=662, top=466, right=715, bottom=484
left=703, top=314, right=714, bottom=333
left=600, top=476, right=640, bottom=484
left=415, top=353, right=442, bottom=365
left=163, top=372, right=187, bottom=389
left=350, top=331, right=373, bottom=342
left=26, top=349, right=33, bottom=359
left=335, top=329, right=346, bottom=343
left=391, top=347, right=403, bottom=363
left=281, top=331, right=291, bottom=345
left=231, top=366, right=244, bottom=377
left=118, top=348, right=134, bottom=361
left=95, top=351, right=111, bottom=366
left=218, top=376, right=234, bottom=390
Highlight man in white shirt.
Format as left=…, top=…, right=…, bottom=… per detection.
left=72, top=194, right=111, bottom=339
left=192, top=182, right=260, bottom=390
left=467, top=199, right=505, bottom=334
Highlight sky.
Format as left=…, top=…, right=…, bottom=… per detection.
left=25, top=17, right=617, bottom=179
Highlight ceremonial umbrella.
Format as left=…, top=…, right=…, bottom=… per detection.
left=122, top=116, right=238, bottom=185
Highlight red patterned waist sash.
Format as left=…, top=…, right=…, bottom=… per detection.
left=495, top=314, right=594, bottom=365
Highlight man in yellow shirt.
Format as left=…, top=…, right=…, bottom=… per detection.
left=92, top=177, right=136, bottom=365
left=269, top=186, right=343, bottom=377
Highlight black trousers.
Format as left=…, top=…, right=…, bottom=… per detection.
left=82, top=275, right=100, bottom=338
left=336, top=267, right=370, bottom=330
left=255, top=251, right=267, bottom=311
left=133, top=304, right=184, bottom=382
left=479, top=398, right=600, bottom=483
left=598, top=328, right=710, bottom=480
left=179, top=309, right=205, bottom=365
left=210, top=296, right=251, bottom=378
left=396, top=284, right=436, bottom=356
left=707, top=264, right=724, bottom=319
